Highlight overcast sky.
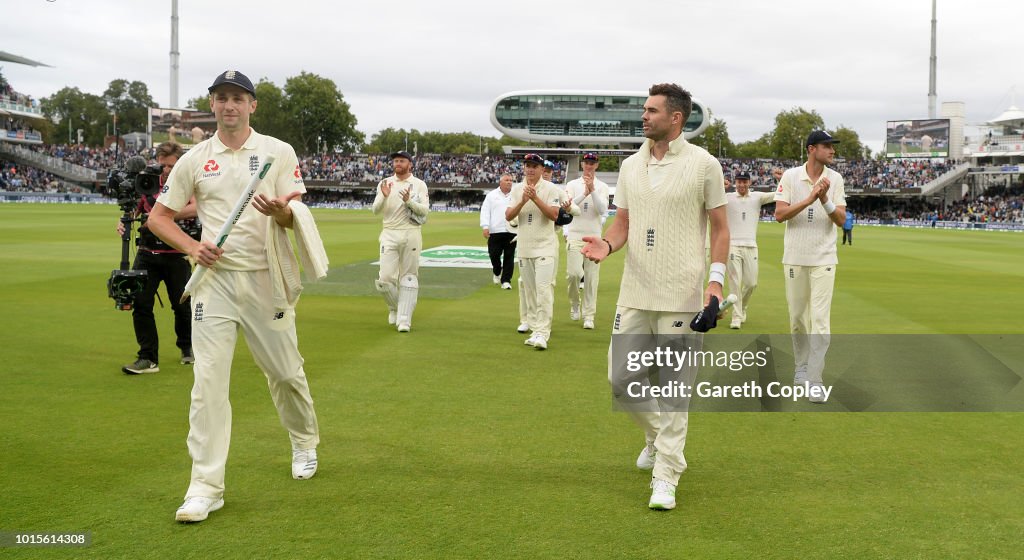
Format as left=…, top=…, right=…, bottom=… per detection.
left=4, top=0, right=1023, bottom=152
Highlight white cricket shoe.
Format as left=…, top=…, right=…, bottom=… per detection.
left=493, top=274, right=500, bottom=285
left=533, top=336, right=548, bottom=350
left=524, top=334, right=538, bottom=347
left=387, top=311, right=397, bottom=325
left=636, top=443, right=656, bottom=470
left=648, top=479, right=677, bottom=510
left=292, top=448, right=318, bottom=480
left=808, top=382, right=828, bottom=404
left=730, top=319, right=741, bottom=329
left=501, top=282, right=512, bottom=290
left=582, top=319, right=595, bottom=330
left=570, top=304, right=581, bottom=321
left=397, top=322, right=410, bottom=333
left=517, top=323, right=530, bottom=333
left=175, top=496, right=224, bottom=523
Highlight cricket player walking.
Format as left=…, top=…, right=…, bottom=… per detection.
left=373, top=151, right=430, bottom=332
left=582, top=84, right=729, bottom=510
left=564, top=153, right=609, bottom=330
left=148, top=70, right=322, bottom=523
left=507, top=153, right=577, bottom=350
left=724, top=171, right=778, bottom=329
left=773, top=130, right=847, bottom=404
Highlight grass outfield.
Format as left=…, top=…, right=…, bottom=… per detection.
left=1, top=203, right=1022, bottom=559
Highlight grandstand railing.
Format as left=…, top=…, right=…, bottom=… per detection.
left=0, top=143, right=102, bottom=182
left=918, top=162, right=971, bottom=197
left=0, top=98, right=44, bottom=117
left=2, top=128, right=43, bottom=143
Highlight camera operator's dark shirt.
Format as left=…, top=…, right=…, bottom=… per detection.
left=137, top=195, right=190, bottom=255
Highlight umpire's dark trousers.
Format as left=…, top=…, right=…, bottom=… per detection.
left=487, top=232, right=517, bottom=284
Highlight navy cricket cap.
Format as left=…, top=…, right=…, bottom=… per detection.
left=390, top=150, right=413, bottom=160
left=543, top=159, right=556, bottom=170
left=735, top=172, right=750, bottom=180
left=523, top=153, right=544, bottom=166
left=806, top=130, right=840, bottom=147
left=209, top=70, right=256, bottom=98
left=582, top=152, right=600, bottom=162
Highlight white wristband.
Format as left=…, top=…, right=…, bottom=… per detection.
left=709, top=262, right=726, bottom=286
left=823, top=200, right=837, bottom=214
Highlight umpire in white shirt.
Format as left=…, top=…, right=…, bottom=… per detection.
left=480, top=173, right=516, bottom=289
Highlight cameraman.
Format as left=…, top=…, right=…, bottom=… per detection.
left=118, top=142, right=198, bottom=374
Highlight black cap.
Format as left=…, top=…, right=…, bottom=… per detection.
left=806, top=130, right=840, bottom=147
left=523, top=153, right=544, bottom=166
left=390, top=150, right=413, bottom=160
left=582, top=152, right=599, bottom=162
left=208, top=70, right=256, bottom=98
left=735, top=172, right=750, bottom=180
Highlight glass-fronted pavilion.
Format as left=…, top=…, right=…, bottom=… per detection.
left=489, top=90, right=709, bottom=145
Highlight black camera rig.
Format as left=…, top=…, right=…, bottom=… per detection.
left=106, top=157, right=162, bottom=310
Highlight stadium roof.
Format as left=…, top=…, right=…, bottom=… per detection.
left=0, top=50, right=53, bottom=67
left=989, top=105, right=1024, bottom=125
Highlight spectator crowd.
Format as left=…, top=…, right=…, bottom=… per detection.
left=0, top=162, right=82, bottom=193
left=6, top=141, right=1023, bottom=223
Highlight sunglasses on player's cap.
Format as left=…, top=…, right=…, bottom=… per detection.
left=543, top=160, right=555, bottom=169
left=523, top=153, right=544, bottom=165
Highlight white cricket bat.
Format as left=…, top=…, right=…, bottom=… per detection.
left=179, top=155, right=276, bottom=303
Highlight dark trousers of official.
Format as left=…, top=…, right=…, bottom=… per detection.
left=842, top=228, right=853, bottom=245
left=133, top=249, right=192, bottom=364
left=487, top=232, right=517, bottom=284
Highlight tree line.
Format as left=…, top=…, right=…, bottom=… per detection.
left=24, top=70, right=867, bottom=159
left=689, top=108, right=869, bottom=160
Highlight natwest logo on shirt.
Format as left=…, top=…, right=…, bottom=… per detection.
left=202, top=159, right=222, bottom=178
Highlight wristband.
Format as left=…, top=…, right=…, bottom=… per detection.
left=602, top=238, right=614, bottom=255
left=709, top=262, right=726, bottom=286
left=823, top=200, right=837, bottom=214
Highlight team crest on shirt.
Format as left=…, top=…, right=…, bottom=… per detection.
left=202, top=159, right=222, bottom=178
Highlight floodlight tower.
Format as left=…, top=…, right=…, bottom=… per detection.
left=170, top=0, right=180, bottom=108
left=928, top=0, right=937, bottom=118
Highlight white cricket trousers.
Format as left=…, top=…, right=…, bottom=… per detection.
left=565, top=239, right=600, bottom=321
left=727, top=245, right=759, bottom=323
left=378, top=227, right=422, bottom=285
left=608, top=306, right=698, bottom=486
left=783, top=264, right=836, bottom=384
left=519, top=255, right=555, bottom=338
left=186, top=268, right=320, bottom=499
